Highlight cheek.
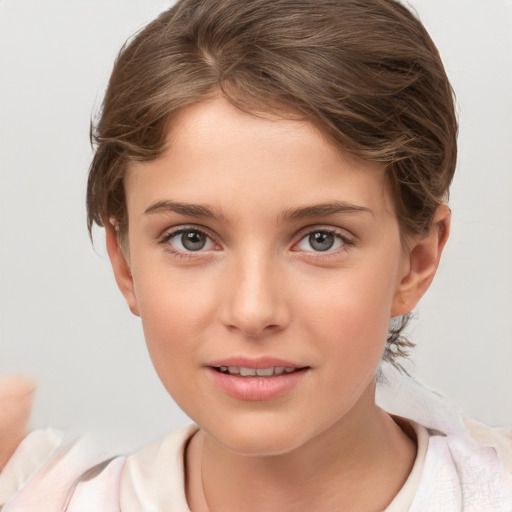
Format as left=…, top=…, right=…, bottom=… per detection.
left=298, top=265, right=397, bottom=362
left=132, top=267, right=217, bottom=385
left=294, top=271, right=395, bottom=418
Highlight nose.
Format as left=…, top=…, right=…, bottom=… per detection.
left=219, top=252, right=289, bottom=339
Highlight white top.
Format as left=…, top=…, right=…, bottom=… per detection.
left=1, top=372, right=511, bottom=511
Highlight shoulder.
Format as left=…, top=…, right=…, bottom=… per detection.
left=377, top=366, right=512, bottom=510
left=0, top=424, right=197, bottom=512
left=409, top=423, right=512, bottom=511
left=0, top=427, right=125, bottom=511
left=463, top=416, right=512, bottom=472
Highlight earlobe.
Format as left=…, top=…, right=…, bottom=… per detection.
left=105, top=227, right=141, bottom=317
left=391, top=205, right=451, bottom=316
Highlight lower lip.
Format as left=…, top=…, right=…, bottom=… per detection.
left=207, top=368, right=308, bottom=401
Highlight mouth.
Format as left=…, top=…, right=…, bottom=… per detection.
left=206, top=361, right=310, bottom=400
left=212, top=366, right=307, bottom=377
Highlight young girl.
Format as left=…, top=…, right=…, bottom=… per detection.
left=1, top=0, right=511, bottom=510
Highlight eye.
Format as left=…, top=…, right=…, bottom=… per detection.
left=294, top=229, right=349, bottom=252
left=160, top=228, right=217, bottom=253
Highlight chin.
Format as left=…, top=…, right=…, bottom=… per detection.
left=202, top=417, right=316, bottom=457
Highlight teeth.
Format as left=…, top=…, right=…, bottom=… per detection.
left=256, top=368, right=274, bottom=377
left=239, top=367, right=257, bottom=376
left=218, top=366, right=301, bottom=377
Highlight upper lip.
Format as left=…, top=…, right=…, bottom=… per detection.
left=206, top=356, right=306, bottom=369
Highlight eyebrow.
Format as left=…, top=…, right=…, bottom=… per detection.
left=144, top=200, right=229, bottom=223
left=144, top=199, right=372, bottom=223
left=279, top=201, right=373, bottom=221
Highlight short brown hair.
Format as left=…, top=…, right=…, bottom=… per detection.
left=87, top=0, right=457, bottom=366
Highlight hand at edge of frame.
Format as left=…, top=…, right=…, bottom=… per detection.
left=0, top=376, right=35, bottom=472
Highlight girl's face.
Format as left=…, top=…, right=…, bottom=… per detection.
left=115, top=97, right=413, bottom=455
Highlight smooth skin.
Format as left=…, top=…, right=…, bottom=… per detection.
left=107, top=97, right=450, bottom=511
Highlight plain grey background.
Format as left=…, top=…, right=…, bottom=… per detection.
left=1, top=0, right=511, bottom=453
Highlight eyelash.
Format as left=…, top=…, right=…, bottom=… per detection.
left=157, top=226, right=355, bottom=258
left=158, top=226, right=218, bottom=259
left=292, top=228, right=355, bottom=256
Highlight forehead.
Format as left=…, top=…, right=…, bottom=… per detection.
left=125, top=97, right=394, bottom=220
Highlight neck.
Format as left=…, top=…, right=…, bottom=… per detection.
left=186, top=385, right=416, bottom=512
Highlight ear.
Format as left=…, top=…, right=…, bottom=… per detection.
left=392, top=205, right=451, bottom=316
left=105, top=227, right=140, bottom=317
